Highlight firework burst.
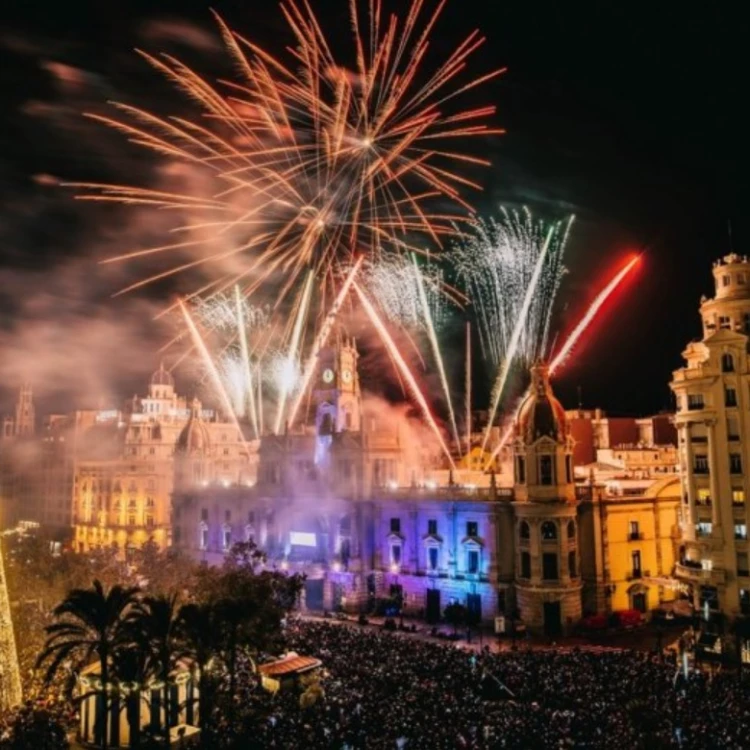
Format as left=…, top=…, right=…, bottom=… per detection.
left=453, top=207, right=572, bottom=370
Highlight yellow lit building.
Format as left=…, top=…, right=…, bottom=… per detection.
left=73, top=365, right=255, bottom=556
left=579, top=476, right=681, bottom=614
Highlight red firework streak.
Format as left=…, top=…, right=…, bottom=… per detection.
left=485, top=253, right=642, bottom=468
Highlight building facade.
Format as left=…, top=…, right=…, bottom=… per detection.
left=72, top=365, right=255, bottom=555
left=173, top=342, right=683, bottom=633
left=671, top=253, right=750, bottom=619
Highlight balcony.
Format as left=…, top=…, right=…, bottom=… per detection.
left=675, top=562, right=726, bottom=586
left=628, top=532, right=643, bottom=541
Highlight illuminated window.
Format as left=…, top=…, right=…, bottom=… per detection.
left=199, top=524, right=208, bottom=550
left=223, top=526, right=232, bottom=550
left=733, top=489, right=745, bottom=505
left=696, top=521, right=713, bottom=537
left=735, top=524, right=748, bottom=540
left=697, top=488, right=711, bottom=505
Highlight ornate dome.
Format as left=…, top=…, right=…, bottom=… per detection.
left=516, top=362, right=567, bottom=444
left=151, top=362, right=175, bottom=388
left=176, top=399, right=211, bottom=454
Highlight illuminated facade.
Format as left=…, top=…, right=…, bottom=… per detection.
left=671, top=253, right=750, bottom=618
left=173, top=342, right=682, bottom=632
left=72, top=365, right=254, bottom=556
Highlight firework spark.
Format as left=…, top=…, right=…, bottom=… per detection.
left=354, top=281, right=455, bottom=469
left=454, top=207, right=572, bottom=369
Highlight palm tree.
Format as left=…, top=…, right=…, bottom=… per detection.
left=130, top=594, right=181, bottom=750
left=36, top=580, right=139, bottom=750
left=175, top=602, right=220, bottom=731
left=111, top=646, right=152, bottom=748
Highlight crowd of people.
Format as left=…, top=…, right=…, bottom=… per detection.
left=234, top=620, right=750, bottom=749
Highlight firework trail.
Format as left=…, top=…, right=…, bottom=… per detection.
left=234, top=285, right=259, bottom=438
left=179, top=299, right=249, bottom=454
left=194, top=293, right=270, bottom=334
left=549, top=254, right=641, bottom=374
left=454, top=207, right=572, bottom=369
left=483, top=254, right=641, bottom=468
left=76, top=0, right=502, bottom=434
left=364, top=254, right=447, bottom=331
left=480, top=225, right=554, bottom=453
left=354, top=281, right=456, bottom=469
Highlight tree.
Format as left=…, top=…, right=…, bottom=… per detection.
left=36, top=580, right=139, bottom=750
left=128, top=594, right=182, bottom=750
left=0, top=705, right=69, bottom=750
left=110, top=642, right=154, bottom=748
left=175, top=602, right=222, bottom=732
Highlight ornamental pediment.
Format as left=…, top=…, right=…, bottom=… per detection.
left=422, top=533, right=443, bottom=545
left=461, top=536, right=484, bottom=548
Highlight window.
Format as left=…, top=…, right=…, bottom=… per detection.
left=745, top=313, right=750, bottom=334
left=199, top=525, right=208, bottom=550
left=541, top=521, right=557, bottom=540
left=427, top=519, right=438, bottom=536
left=146, top=515, right=154, bottom=528
left=726, top=388, right=738, bottom=407
left=539, top=455, right=554, bottom=485
left=201, top=508, right=208, bottom=521
left=687, top=394, right=704, bottom=410
left=428, top=547, right=438, bottom=571
left=735, top=524, right=748, bottom=540
left=738, top=553, right=750, bottom=577
left=568, top=550, right=577, bottom=578
left=697, top=488, right=711, bottom=505
left=565, top=455, right=572, bottom=484
left=467, top=549, right=479, bottom=574
left=520, top=521, right=530, bottom=540
left=128, top=515, right=136, bottom=527
left=696, top=521, right=713, bottom=537
left=733, top=489, right=745, bottom=505
left=517, top=456, right=526, bottom=483
left=223, top=527, right=231, bottom=550
left=224, top=510, right=231, bottom=522
left=631, top=550, right=642, bottom=577
left=719, top=315, right=731, bottom=330
left=542, top=553, right=558, bottom=580
left=390, top=517, right=401, bottom=534
left=694, top=455, right=709, bottom=474
left=466, top=521, right=478, bottom=538
left=723, top=275, right=731, bottom=287
left=567, top=520, right=575, bottom=539
left=722, top=353, right=735, bottom=372
left=520, top=551, right=531, bottom=579
left=629, top=520, right=640, bottom=540
left=390, top=543, right=402, bottom=566
left=728, top=416, right=740, bottom=440
left=739, top=274, right=746, bottom=285
left=730, top=454, right=743, bottom=474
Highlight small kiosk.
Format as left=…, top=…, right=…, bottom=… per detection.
left=258, top=653, right=322, bottom=693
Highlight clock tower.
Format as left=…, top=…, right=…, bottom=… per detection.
left=313, top=336, right=362, bottom=438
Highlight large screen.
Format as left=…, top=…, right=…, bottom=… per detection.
left=290, top=531, right=317, bottom=547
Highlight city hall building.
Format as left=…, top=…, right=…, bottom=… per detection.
left=173, top=340, right=680, bottom=635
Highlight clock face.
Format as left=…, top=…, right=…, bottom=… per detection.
left=342, top=369, right=353, bottom=384
left=322, top=368, right=334, bottom=384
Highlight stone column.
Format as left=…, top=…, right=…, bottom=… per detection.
left=706, top=419, right=722, bottom=530
left=682, top=423, right=697, bottom=540
left=409, top=508, right=419, bottom=573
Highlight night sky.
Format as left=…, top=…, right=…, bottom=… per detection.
left=0, top=0, right=748, bottom=417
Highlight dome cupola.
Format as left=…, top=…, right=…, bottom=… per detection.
left=516, top=362, right=567, bottom=444
left=176, top=398, right=211, bottom=455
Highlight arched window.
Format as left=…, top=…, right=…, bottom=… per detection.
left=722, top=353, right=735, bottom=372
left=541, top=521, right=557, bottom=540
left=567, top=520, right=576, bottom=539
left=519, top=521, right=530, bottom=539
left=520, top=551, right=531, bottom=579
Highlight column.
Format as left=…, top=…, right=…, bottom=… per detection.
left=682, top=423, right=697, bottom=540
left=706, top=420, right=722, bottom=530
left=409, top=508, right=419, bottom=573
